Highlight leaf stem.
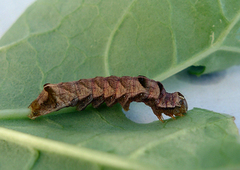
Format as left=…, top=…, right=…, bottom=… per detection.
left=0, top=107, right=80, bottom=120
left=0, top=108, right=31, bottom=119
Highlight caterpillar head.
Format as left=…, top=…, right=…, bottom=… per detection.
left=173, top=92, right=188, bottom=116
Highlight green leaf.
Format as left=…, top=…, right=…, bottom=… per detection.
left=0, top=1, right=240, bottom=169
left=1, top=0, right=240, bottom=109
left=188, top=66, right=206, bottom=76
left=0, top=108, right=239, bottom=169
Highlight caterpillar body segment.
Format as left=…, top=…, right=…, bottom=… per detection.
left=28, top=76, right=188, bottom=122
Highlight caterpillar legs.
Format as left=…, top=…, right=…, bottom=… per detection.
left=152, top=107, right=185, bottom=122
left=155, top=113, right=164, bottom=123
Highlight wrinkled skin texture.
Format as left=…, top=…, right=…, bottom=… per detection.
left=29, top=76, right=188, bottom=122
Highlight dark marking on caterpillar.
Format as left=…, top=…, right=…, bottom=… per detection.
left=28, top=76, right=188, bottom=122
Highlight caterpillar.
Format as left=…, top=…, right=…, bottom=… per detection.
left=28, top=76, right=188, bottom=122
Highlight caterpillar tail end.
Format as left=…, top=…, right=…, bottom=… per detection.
left=28, top=101, right=40, bottom=119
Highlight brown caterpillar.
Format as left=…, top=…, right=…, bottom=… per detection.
left=28, top=76, right=188, bottom=122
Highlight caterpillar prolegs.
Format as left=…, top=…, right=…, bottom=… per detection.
left=28, top=76, right=188, bottom=122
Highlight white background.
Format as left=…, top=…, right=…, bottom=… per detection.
left=0, top=0, right=239, bottom=132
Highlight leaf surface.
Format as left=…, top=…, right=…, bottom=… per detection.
left=0, top=1, right=240, bottom=169
left=1, top=0, right=240, bottom=109
left=0, top=108, right=239, bottom=169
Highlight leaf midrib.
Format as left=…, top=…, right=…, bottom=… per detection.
left=0, top=109, right=234, bottom=170
left=153, top=10, right=240, bottom=81
left=0, top=127, right=151, bottom=170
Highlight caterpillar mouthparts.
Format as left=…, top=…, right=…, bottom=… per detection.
left=28, top=76, right=187, bottom=122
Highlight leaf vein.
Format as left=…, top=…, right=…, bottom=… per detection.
left=104, top=0, right=137, bottom=76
